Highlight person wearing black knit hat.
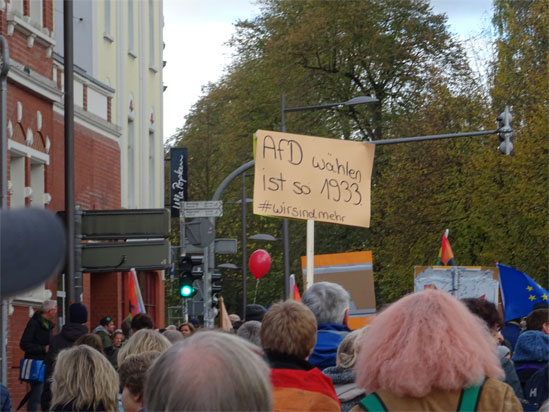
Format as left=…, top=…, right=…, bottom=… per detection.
left=41, top=303, right=89, bottom=411
left=69, top=303, right=88, bottom=324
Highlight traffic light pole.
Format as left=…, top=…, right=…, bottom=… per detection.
left=373, top=129, right=499, bottom=145
left=203, top=245, right=213, bottom=328
left=205, top=162, right=254, bottom=327
left=64, top=0, right=77, bottom=309
left=179, top=211, right=189, bottom=322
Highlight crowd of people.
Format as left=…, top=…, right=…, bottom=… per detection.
left=10, top=282, right=549, bottom=411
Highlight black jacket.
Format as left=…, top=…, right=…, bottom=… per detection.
left=525, top=364, right=549, bottom=408
left=41, top=322, right=88, bottom=411
left=19, top=311, right=55, bottom=360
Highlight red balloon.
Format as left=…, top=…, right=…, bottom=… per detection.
left=249, top=249, right=271, bottom=279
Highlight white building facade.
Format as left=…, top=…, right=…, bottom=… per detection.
left=55, top=0, right=165, bottom=209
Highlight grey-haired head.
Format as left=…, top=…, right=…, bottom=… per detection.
left=301, top=281, right=350, bottom=325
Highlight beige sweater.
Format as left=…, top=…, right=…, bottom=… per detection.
left=350, top=377, right=522, bottom=411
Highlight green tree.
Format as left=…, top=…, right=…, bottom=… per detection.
left=167, top=0, right=532, bottom=313
left=472, top=0, right=549, bottom=284
left=232, top=0, right=469, bottom=140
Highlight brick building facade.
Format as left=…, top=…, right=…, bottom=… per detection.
left=2, top=0, right=165, bottom=405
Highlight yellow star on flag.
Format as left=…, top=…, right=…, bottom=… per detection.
left=529, top=295, right=536, bottom=301
left=527, top=286, right=533, bottom=291
left=543, top=294, right=548, bottom=301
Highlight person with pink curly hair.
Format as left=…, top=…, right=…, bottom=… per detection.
left=351, top=289, right=521, bottom=411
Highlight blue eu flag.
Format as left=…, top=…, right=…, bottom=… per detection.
left=498, top=263, right=548, bottom=322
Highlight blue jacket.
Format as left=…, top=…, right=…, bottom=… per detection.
left=512, top=330, right=549, bottom=393
left=0, top=384, right=11, bottom=412
left=308, top=323, right=350, bottom=369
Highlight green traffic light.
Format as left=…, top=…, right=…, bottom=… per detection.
left=180, top=284, right=193, bottom=297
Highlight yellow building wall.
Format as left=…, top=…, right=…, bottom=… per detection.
left=97, top=0, right=118, bottom=123
left=95, top=0, right=164, bottom=209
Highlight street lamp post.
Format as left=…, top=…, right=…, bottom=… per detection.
left=232, top=194, right=253, bottom=321
left=281, top=93, right=378, bottom=295
left=223, top=196, right=252, bottom=320
left=241, top=173, right=248, bottom=320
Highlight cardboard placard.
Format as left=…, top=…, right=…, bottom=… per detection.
left=253, top=130, right=375, bottom=228
left=301, top=251, right=376, bottom=311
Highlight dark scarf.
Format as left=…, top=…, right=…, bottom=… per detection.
left=323, top=365, right=355, bottom=385
left=264, top=350, right=315, bottom=371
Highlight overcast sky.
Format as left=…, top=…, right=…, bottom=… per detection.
left=162, top=0, right=494, bottom=141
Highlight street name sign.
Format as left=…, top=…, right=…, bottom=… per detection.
left=182, top=201, right=223, bottom=218
left=82, top=240, right=170, bottom=272
left=79, top=209, right=170, bottom=240
left=184, top=238, right=238, bottom=255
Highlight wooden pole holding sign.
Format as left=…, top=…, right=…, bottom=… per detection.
left=253, top=130, right=375, bottom=228
left=306, top=220, right=314, bottom=288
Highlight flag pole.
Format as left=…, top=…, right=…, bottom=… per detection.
left=446, top=229, right=458, bottom=296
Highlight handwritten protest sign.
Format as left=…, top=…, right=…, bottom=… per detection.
left=253, top=130, right=375, bottom=228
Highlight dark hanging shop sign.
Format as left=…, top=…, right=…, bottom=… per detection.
left=170, top=148, right=188, bottom=218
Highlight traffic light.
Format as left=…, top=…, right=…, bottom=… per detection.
left=211, top=273, right=222, bottom=294
left=211, top=273, right=222, bottom=309
left=179, top=280, right=194, bottom=298
left=178, top=256, right=203, bottom=298
left=497, top=106, right=513, bottom=155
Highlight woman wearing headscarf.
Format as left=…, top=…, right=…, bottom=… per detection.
left=351, top=289, right=521, bottom=411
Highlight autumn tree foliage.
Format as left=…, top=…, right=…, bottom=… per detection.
left=167, top=0, right=548, bottom=311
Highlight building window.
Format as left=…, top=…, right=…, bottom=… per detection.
left=148, top=131, right=155, bottom=207
left=128, top=0, right=134, bottom=54
left=9, top=153, right=25, bottom=207
left=10, top=0, right=23, bottom=16
left=148, top=0, right=155, bottom=67
left=104, top=0, right=112, bottom=40
left=30, top=161, right=45, bottom=206
left=128, top=118, right=135, bottom=208
left=29, top=0, right=43, bottom=27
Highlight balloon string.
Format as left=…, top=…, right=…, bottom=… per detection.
left=253, top=278, right=260, bottom=304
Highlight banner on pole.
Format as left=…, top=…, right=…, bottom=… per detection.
left=289, top=274, right=301, bottom=301
left=170, top=148, right=188, bottom=218
left=129, top=268, right=146, bottom=318
left=253, top=130, right=375, bottom=228
left=414, top=266, right=499, bottom=303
